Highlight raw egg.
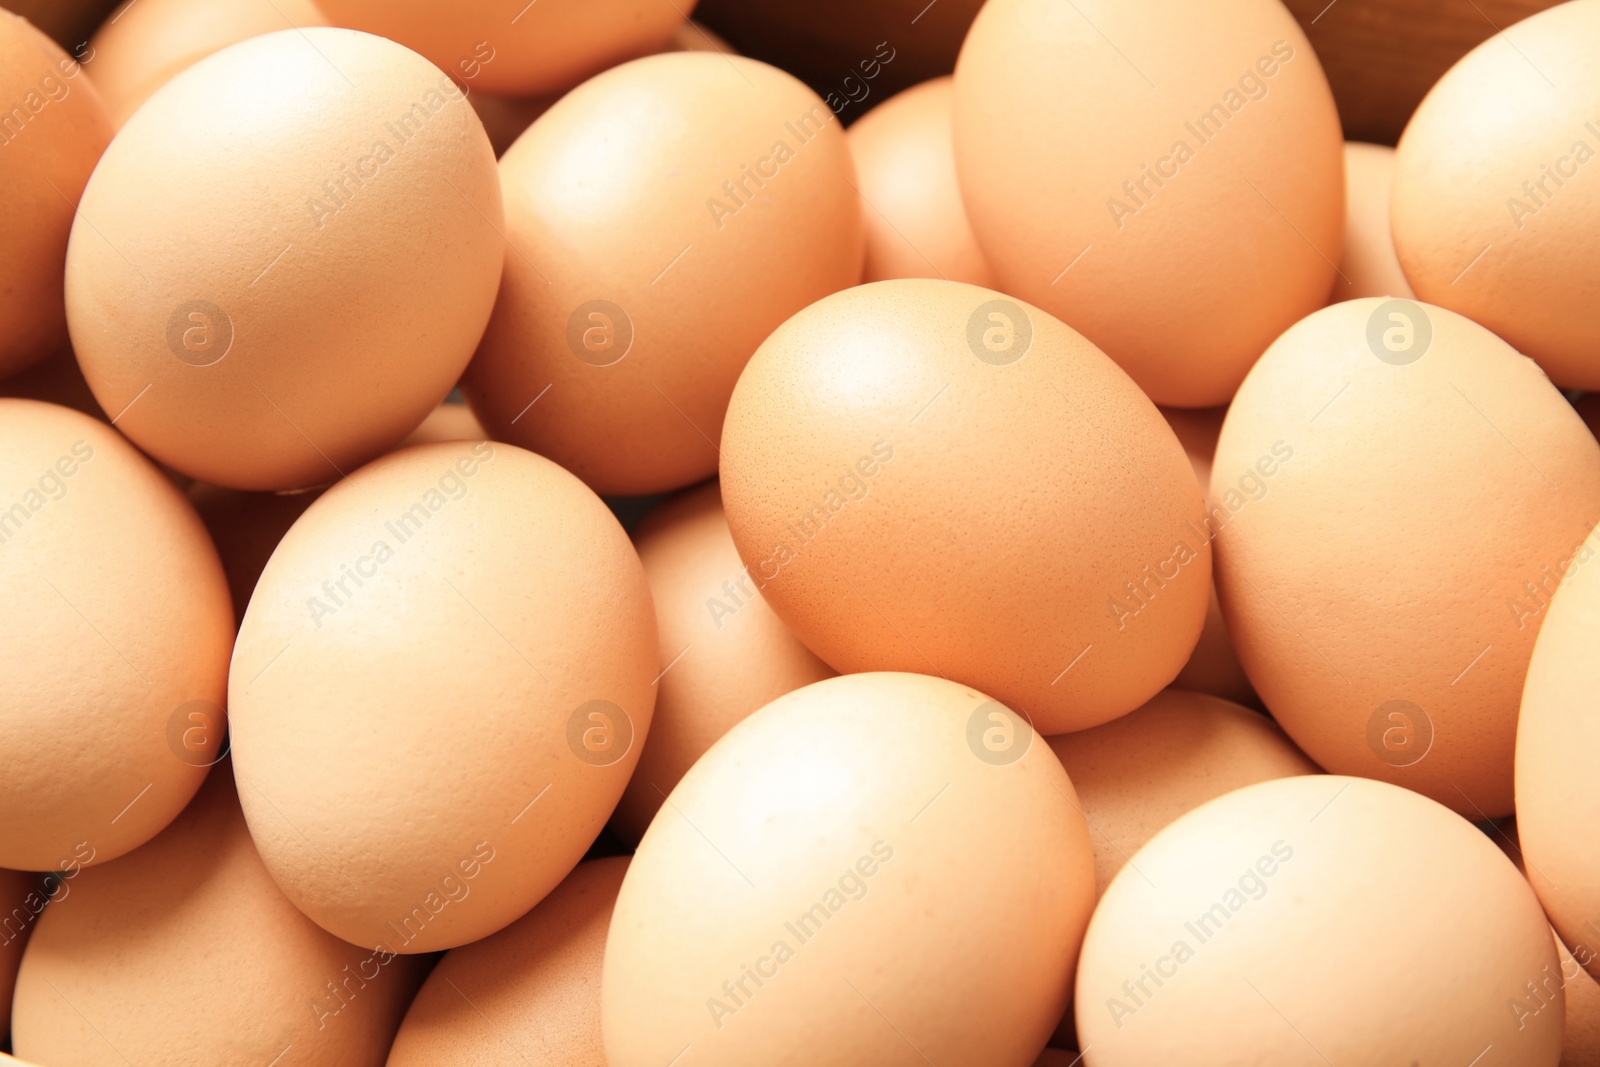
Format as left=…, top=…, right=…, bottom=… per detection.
left=1213, top=298, right=1600, bottom=816
left=66, top=27, right=504, bottom=490
left=720, top=279, right=1209, bottom=734
left=0, top=399, right=233, bottom=871
left=1517, top=517, right=1600, bottom=978
left=1075, top=776, right=1562, bottom=1065
left=611, top=480, right=835, bottom=845
left=1391, top=0, right=1600, bottom=389
left=85, top=0, right=329, bottom=126
left=462, top=52, right=864, bottom=496
left=0, top=11, right=112, bottom=380
left=1331, top=141, right=1413, bottom=301
left=952, top=0, right=1344, bottom=407
left=229, top=441, right=657, bottom=952
left=603, top=672, right=1095, bottom=1066
left=314, top=0, right=695, bottom=97
left=386, top=856, right=628, bottom=1066
left=848, top=76, right=992, bottom=286
left=11, top=763, right=428, bottom=1066
left=1047, top=688, right=1318, bottom=897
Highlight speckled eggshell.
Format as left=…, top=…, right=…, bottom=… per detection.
left=1518, top=517, right=1600, bottom=979
left=66, top=28, right=504, bottom=491
left=1331, top=142, right=1413, bottom=302
left=603, top=672, right=1096, bottom=1067
left=11, top=763, right=428, bottom=1067
left=848, top=77, right=992, bottom=287
left=610, top=481, right=835, bottom=845
left=461, top=51, right=863, bottom=497
left=386, top=856, right=628, bottom=1066
left=0, top=13, right=112, bottom=380
left=952, top=0, right=1343, bottom=407
left=1391, top=0, right=1600, bottom=389
left=1161, top=405, right=1255, bottom=705
left=1047, top=688, right=1318, bottom=898
left=85, top=0, right=329, bottom=126
left=0, top=869, right=38, bottom=1041
left=1076, top=776, right=1562, bottom=1066
left=315, top=0, right=695, bottom=97
left=720, top=279, right=1209, bottom=734
left=228, top=441, right=657, bottom=952
left=0, top=399, right=233, bottom=871
left=1213, top=298, right=1600, bottom=817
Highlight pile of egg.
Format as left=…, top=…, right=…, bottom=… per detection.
left=3, top=0, right=1600, bottom=1063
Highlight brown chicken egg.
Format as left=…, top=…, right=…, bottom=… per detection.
left=1391, top=0, right=1600, bottom=389
left=229, top=441, right=657, bottom=952
left=1331, top=141, right=1413, bottom=302
left=720, top=279, right=1209, bottom=735
left=387, top=856, right=628, bottom=1066
left=315, top=0, right=695, bottom=97
left=66, top=27, right=504, bottom=490
left=0, top=399, right=233, bottom=871
left=462, top=51, right=863, bottom=496
left=11, top=763, right=428, bottom=1066
left=1, top=869, right=38, bottom=1042
left=848, top=76, right=992, bottom=287
left=1517, top=517, right=1600, bottom=980
left=0, top=12, right=112, bottom=381
left=610, top=481, right=835, bottom=845
left=1076, top=776, right=1562, bottom=1065
left=1047, top=688, right=1318, bottom=898
left=1213, top=298, right=1600, bottom=817
left=1161, top=405, right=1255, bottom=705
left=603, top=672, right=1096, bottom=1067
left=952, top=0, right=1344, bottom=407
left=85, top=0, right=329, bottom=126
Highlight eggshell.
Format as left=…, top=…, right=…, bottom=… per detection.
left=1161, top=406, right=1254, bottom=705
left=1212, top=298, right=1600, bottom=817
left=1047, top=689, right=1317, bottom=898
left=951, top=0, right=1344, bottom=407
left=0, top=13, right=113, bottom=380
left=188, top=483, right=321, bottom=628
left=848, top=77, right=991, bottom=287
left=386, top=856, right=628, bottom=1066
left=1490, top=819, right=1600, bottom=1066
left=0, top=399, right=233, bottom=870
left=1518, top=517, right=1600, bottom=978
left=462, top=52, right=864, bottom=496
left=1, top=869, right=38, bottom=1041
left=1075, top=776, right=1562, bottom=1065
left=315, top=0, right=695, bottom=97
left=610, top=481, right=834, bottom=845
left=602, top=672, right=1096, bottom=1067
left=11, top=763, right=428, bottom=1066
left=0, top=347, right=105, bottom=421
left=1331, top=142, right=1412, bottom=302
left=86, top=0, right=329, bottom=126
left=399, top=400, right=487, bottom=449
left=66, top=28, right=505, bottom=491
left=1391, top=0, right=1600, bottom=389
left=720, top=279, right=1209, bottom=734
left=229, top=441, right=657, bottom=952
